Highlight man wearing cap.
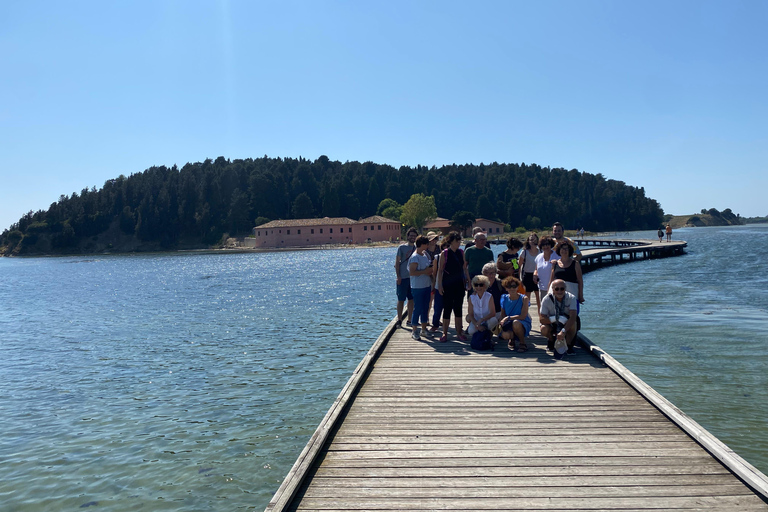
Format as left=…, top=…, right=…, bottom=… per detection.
left=552, top=221, right=582, bottom=262
left=464, top=231, right=494, bottom=295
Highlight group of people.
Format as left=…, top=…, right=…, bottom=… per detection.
left=395, top=222, right=586, bottom=358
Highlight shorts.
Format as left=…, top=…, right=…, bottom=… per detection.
left=522, top=272, right=537, bottom=293
left=396, top=278, right=413, bottom=302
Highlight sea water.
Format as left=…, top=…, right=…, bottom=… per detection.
left=0, top=224, right=766, bottom=510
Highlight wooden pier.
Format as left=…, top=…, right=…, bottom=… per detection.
left=266, top=239, right=768, bottom=511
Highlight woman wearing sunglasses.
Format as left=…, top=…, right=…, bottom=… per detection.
left=466, top=275, right=498, bottom=336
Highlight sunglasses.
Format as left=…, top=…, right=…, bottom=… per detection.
left=553, top=287, right=565, bottom=291
left=473, top=283, right=486, bottom=288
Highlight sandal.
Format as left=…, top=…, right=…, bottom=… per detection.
left=507, top=340, right=515, bottom=350
left=517, top=343, right=529, bottom=353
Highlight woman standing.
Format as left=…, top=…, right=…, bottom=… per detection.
left=429, top=237, right=450, bottom=333
left=436, top=232, right=470, bottom=342
left=549, top=241, right=584, bottom=304
left=517, top=233, right=541, bottom=312
left=532, top=236, right=557, bottom=316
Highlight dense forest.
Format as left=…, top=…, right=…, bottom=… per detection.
left=1, top=155, right=664, bottom=255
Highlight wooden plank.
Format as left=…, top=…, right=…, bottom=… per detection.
left=314, top=463, right=732, bottom=477
left=302, top=484, right=754, bottom=498
left=293, top=495, right=766, bottom=510
left=306, top=474, right=742, bottom=487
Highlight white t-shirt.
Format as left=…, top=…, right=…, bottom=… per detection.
left=540, top=291, right=578, bottom=321
left=534, top=252, right=559, bottom=292
left=408, top=252, right=432, bottom=289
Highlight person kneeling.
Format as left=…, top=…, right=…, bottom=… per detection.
left=499, top=276, right=532, bottom=353
left=539, top=279, right=578, bottom=358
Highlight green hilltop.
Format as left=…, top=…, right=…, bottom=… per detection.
left=2, top=155, right=665, bottom=256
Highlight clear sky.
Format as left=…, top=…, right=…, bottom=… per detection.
left=2, top=0, right=767, bottom=231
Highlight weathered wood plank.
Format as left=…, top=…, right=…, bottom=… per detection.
left=293, top=495, right=767, bottom=510
left=306, top=474, right=742, bottom=487
left=314, top=463, right=732, bottom=477
left=302, top=484, right=754, bottom=498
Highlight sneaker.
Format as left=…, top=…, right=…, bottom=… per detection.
left=411, top=328, right=421, bottom=340
left=406, top=320, right=412, bottom=326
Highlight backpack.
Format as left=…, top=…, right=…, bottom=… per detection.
left=470, top=329, right=493, bottom=351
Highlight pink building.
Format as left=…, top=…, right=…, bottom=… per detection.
left=252, top=216, right=401, bottom=248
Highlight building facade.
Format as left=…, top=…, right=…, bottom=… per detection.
left=252, top=216, right=401, bottom=248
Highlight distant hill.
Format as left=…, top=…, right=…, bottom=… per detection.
left=1, top=155, right=665, bottom=256
left=665, top=208, right=743, bottom=229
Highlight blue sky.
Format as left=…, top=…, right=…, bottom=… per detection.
left=2, top=0, right=766, bottom=231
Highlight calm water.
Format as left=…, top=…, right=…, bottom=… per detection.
left=1, top=225, right=766, bottom=510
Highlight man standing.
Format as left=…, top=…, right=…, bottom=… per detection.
left=539, top=279, right=579, bottom=356
left=552, top=221, right=582, bottom=262
left=395, top=227, right=418, bottom=325
left=464, top=232, right=494, bottom=295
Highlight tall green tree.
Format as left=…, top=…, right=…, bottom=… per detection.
left=401, top=194, right=437, bottom=232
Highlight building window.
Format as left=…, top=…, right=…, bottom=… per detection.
left=257, top=231, right=260, bottom=236
left=298, top=229, right=301, bottom=234
left=311, top=229, right=314, bottom=234
left=320, top=229, right=323, bottom=234
left=279, top=230, right=282, bottom=234
left=287, top=229, right=290, bottom=235
left=371, top=226, right=374, bottom=230
left=364, top=226, right=367, bottom=231
left=330, top=228, right=333, bottom=233
left=340, top=227, right=344, bottom=233
left=378, top=225, right=381, bottom=230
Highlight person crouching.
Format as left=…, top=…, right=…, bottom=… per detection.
left=539, top=279, right=578, bottom=357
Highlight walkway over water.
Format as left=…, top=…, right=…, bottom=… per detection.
left=266, top=240, right=768, bottom=511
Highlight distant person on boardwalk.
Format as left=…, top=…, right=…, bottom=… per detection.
left=552, top=221, right=582, bottom=262
left=408, top=235, right=433, bottom=340
left=540, top=279, right=579, bottom=356
left=464, top=232, right=494, bottom=296
left=657, top=227, right=664, bottom=242
left=497, top=237, right=523, bottom=279
left=533, top=236, right=558, bottom=316
left=499, top=276, right=532, bottom=352
left=549, top=241, right=585, bottom=305
left=466, top=275, right=498, bottom=336
left=517, top=233, right=541, bottom=313
left=666, top=224, right=672, bottom=242
left=436, top=232, right=470, bottom=342
left=395, top=227, right=418, bottom=326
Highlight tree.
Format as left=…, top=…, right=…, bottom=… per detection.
left=292, top=192, right=314, bottom=219
left=377, top=198, right=402, bottom=221
left=400, top=194, right=437, bottom=232
left=451, top=210, right=475, bottom=232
